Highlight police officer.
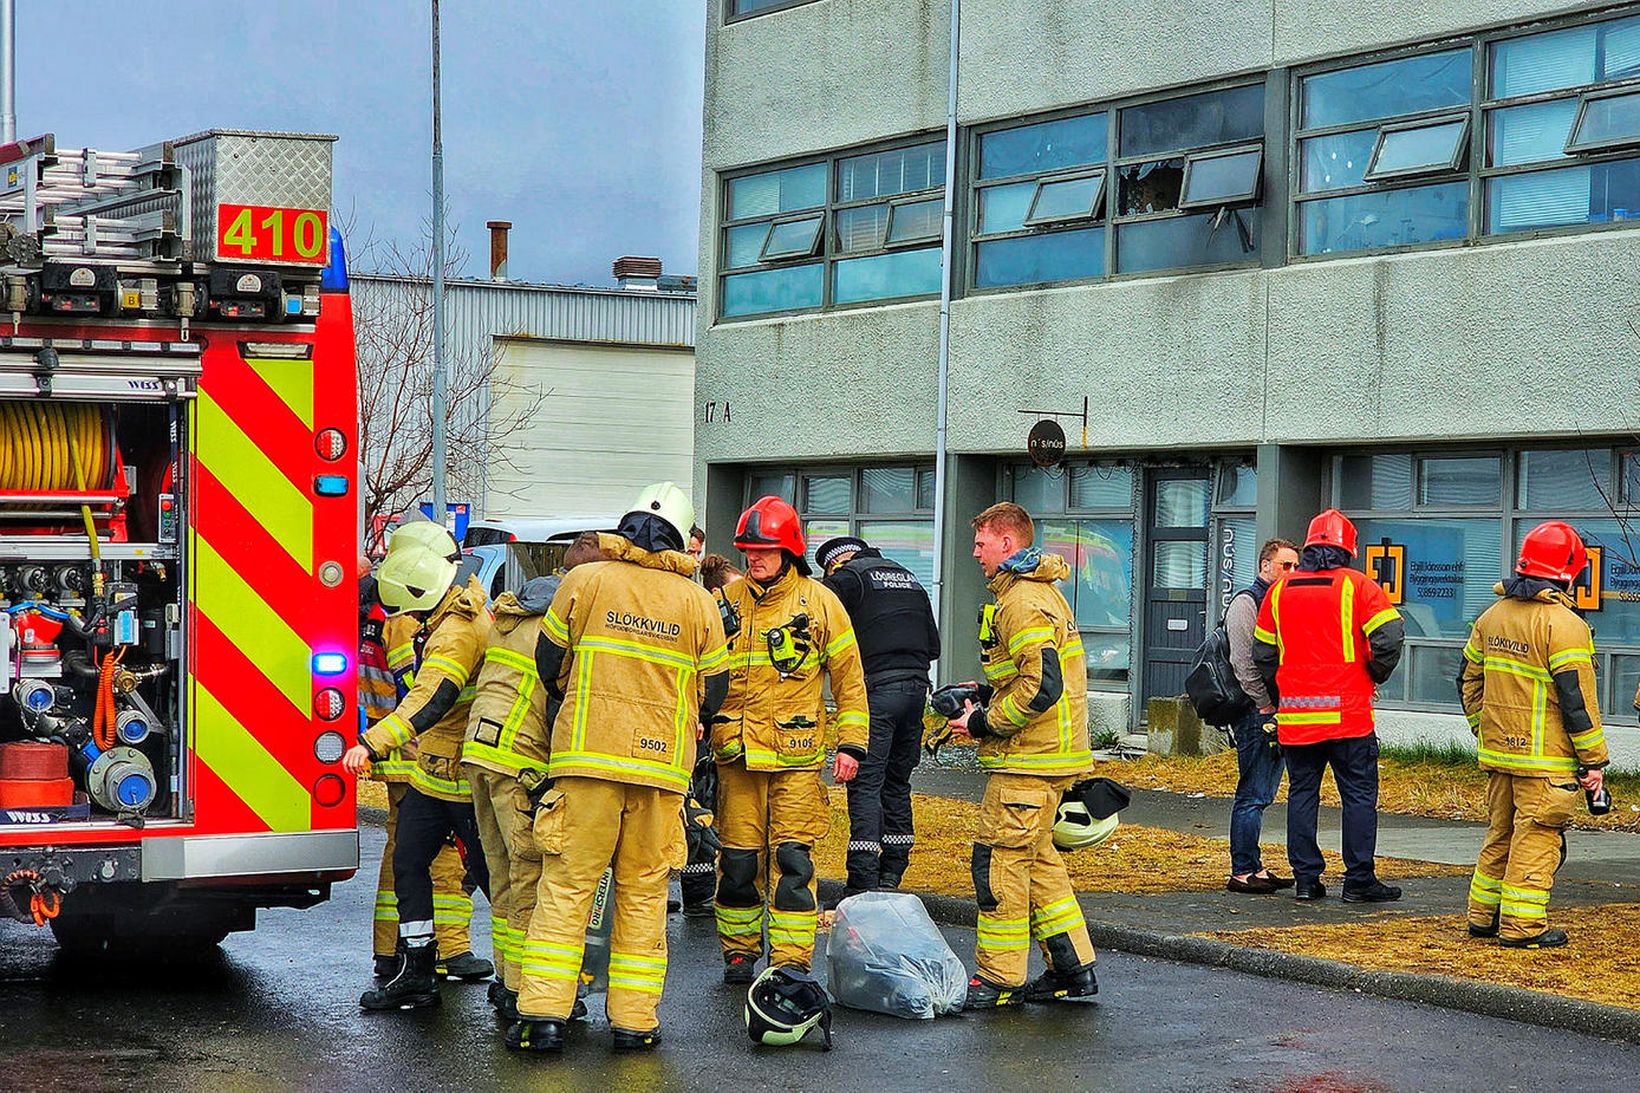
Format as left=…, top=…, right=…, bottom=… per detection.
left=1459, top=521, right=1608, bottom=948
left=946, top=503, right=1098, bottom=1008
left=508, top=483, right=729, bottom=1054
left=816, top=535, right=940, bottom=897
left=344, top=543, right=493, bottom=1011
left=712, top=496, right=868, bottom=984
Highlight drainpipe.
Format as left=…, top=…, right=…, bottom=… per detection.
left=2, top=0, right=16, bottom=144
left=930, top=0, right=959, bottom=630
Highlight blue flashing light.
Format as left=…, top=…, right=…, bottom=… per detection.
left=314, top=474, right=349, bottom=497
left=320, top=228, right=349, bottom=292
left=313, top=652, right=349, bottom=677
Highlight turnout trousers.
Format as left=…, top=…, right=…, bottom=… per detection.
left=972, top=772, right=1096, bottom=988
left=714, top=761, right=830, bottom=971
left=1469, top=772, right=1579, bottom=941
left=374, top=782, right=474, bottom=958
left=468, top=767, right=544, bottom=990
left=517, top=777, right=683, bottom=1032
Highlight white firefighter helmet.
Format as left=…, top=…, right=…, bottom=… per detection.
left=387, top=518, right=460, bottom=562
left=745, top=965, right=833, bottom=1050
left=376, top=544, right=457, bottom=616
left=1052, top=799, right=1120, bottom=852
left=626, top=481, right=695, bottom=546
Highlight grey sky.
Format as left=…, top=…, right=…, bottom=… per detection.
left=19, top=1, right=705, bottom=286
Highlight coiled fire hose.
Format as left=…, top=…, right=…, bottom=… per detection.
left=0, top=868, right=62, bottom=926
left=0, top=402, right=112, bottom=491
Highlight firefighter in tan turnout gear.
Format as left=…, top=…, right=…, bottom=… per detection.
left=508, top=484, right=729, bottom=1055
left=712, top=496, right=869, bottom=984
left=344, top=543, right=493, bottom=1011
left=368, top=521, right=486, bottom=983
left=1459, top=520, right=1609, bottom=949
left=463, top=535, right=606, bottom=1021
left=946, top=502, right=1098, bottom=1009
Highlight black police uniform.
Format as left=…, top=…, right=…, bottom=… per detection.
left=823, top=548, right=940, bottom=892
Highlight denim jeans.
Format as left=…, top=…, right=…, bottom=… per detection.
left=1229, top=709, right=1285, bottom=877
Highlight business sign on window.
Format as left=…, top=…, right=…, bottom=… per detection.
left=1364, top=538, right=1406, bottom=605
left=1575, top=546, right=1604, bottom=612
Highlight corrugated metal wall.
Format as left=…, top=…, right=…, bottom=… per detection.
left=352, top=274, right=696, bottom=515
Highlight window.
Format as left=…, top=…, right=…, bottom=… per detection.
left=973, top=113, right=1109, bottom=288
left=1518, top=449, right=1615, bottom=510
left=1294, top=48, right=1473, bottom=255
left=726, top=0, right=818, bottom=19
left=719, top=139, right=945, bottom=319
left=1211, top=459, right=1259, bottom=619
left=745, top=464, right=935, bottom=585
left=1484, top=13, right=1640, bottom=235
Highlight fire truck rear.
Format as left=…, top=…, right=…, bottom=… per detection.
left=0, top=129, right=359, bottom=953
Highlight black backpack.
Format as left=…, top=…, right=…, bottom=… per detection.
left=1184, top=590, right=1256, bottom=727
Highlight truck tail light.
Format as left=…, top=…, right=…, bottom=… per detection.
left=313, top=774, right=346, bottom=807
left=314, top=688, right=345, bottom=720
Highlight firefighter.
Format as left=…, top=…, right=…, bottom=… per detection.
left=712, top=496, right=868, bottom=985
left=343, top=542, right=493, bottom=1011
left=816, top=534, right=940, bottom=898
left=1459, top=521, right=1608, bottom=948
left=944, top=502, right=1097, bottom=1009
left=368, top=524, right=487, bottom=982
left=508, top=483, right=729, bottom=1054
left=1252, top=509, right=1406, bottom=904
left=463, top=533, right=605, bottom=1021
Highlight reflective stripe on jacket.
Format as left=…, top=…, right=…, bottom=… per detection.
left=713, top=565, right=869, bottom=772
left=977, top=552, right=1092, bottom=777
left=1252, top=567, right=1403, bottom=744
left=544, top=535, right=728, bottom=793
left=362, top=576, right=491, bottom=801
left=366, top=612, right=423, bottom=784
left=462, top=590, right=551, bottom=777
left=1459, top=582, right=1608, bottom=775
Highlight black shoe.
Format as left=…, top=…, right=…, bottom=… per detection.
left=1227, top=875, right=1277, bottom=894
left=1257, top=872, right=1295, bottom=890
left=372, top=954, right=396, bottom=979
left=1293, top=880, right=1327, bottom=901
left=506, top=1018, right=566, bottom=1053
left=492, top=986, right=519, bottom=1022
left=487, top=979, right=506, bottom=1008
left=666, top=898, right=682, bottom=913
left=612, top=1026, right=661, bottom=1052
left=436, top=950, right=495, bottom=982
left=963, top=975, right=1025, bottom=1010
left=1342, top=881, right=1403, bottom=904
left=723, top=953, right=757, bottom=985
left=1499, top=928, right=1569, bottom=949
left=360, top=941, right=440, bottom=1011
left=571, top=994, right=588, bottom=1021
left=681, top=901, right=715, bottom=919
left=1023, top=963, right=1098, bottom=1004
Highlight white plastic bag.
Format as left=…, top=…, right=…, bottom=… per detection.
left=825, top=891, right=967, bottom=1019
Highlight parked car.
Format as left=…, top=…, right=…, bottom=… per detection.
left=457, top=516, right=620, bottom=603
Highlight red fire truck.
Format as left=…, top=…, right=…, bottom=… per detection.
left=0, top=129, right=359, bottom=952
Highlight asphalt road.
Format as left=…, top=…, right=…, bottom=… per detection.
left=2, top=823, right=1637, bottom=1092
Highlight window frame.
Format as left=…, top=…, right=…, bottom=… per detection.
left=1565, top=84, right=1640, bottom=154
left=741, top=462, right=938, bottom=581
left=1362, top=114, right=1472, bottom=181
left=884, top=195, right=945, bottom=246
left=723, top=0, right=821, bottom=24
left=1022, top=168, right=1108, bottom=227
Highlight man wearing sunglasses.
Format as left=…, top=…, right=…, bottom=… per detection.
left=1223, top=538, right=1299, bottom=894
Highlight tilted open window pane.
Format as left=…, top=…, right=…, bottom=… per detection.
left=838, top=142, right=945, bottom=202
left=1487, top=157, right=1640, bottom=233
left=834, top=205, right=888, bottom=254
left=1299, top=181, right=1469, bottom=255
left=761, top=215, right=824, bottom=260
left=1567, top=89, right=1640, bottom=154
left=1365, top=118, right=1469, bottom=180
left=886, top=197, right=943, bottom=244
left=1302, top=49, right=1470, bottom=129
left=979, top=113, right=1107, bottom=180
left=725, top=223, right=771, bottom=269
left=1025, top=172, right=1105, bottom=226
left=1119, top=84, right=1264, bottom=158
left=1178, top=146, right=1262, bottom=208
left=720, top=263, right=823, bottom=317
left=728, top=163, right=826, bottom=219
left=1488, top=99, right=1580, bottom=167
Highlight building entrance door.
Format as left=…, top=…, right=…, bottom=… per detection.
left=1142, top=469, right=1211, bottom=708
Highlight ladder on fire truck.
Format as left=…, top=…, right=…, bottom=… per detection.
left=0, top=133, right=186, bottom=266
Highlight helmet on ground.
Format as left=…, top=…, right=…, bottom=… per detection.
left=735, top=496, right=806, bottom=557
left=745, top=965, right=833, bottom=1050
left=1304, top=509, right=1358, bottom=557
left=1517, top=520, right=1587, bottom=584
left=376, top=544, right=457, bottom=616
left=1052, top=799, right=1120, bottom=851
left=623, top=482, right=695, bottom=551
left=388, top=518, right=460, bottom=562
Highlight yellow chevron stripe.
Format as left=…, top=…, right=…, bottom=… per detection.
left=244, top=357, right=315, bottom=430
left=194, top=682, right=311, bottom=832
left=195, top=388, right=313, bottom=571
left=192, top=530, right=311, bottom=711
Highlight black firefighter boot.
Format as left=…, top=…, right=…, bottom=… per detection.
left=1024, top=933, right=1098, bottom=1004
left=360, top=938, right=441, bottom=1011
left=506, top=1017, right=567, bottom=1054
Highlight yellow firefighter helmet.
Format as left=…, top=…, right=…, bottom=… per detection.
left=377, top=544, right=457, bottom=616
left=387, top=518, right=460, bottom=562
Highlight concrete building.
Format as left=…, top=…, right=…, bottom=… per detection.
left=354, top=244, right=696, bottom=521
left=695, top=0, right=1640, bottom=763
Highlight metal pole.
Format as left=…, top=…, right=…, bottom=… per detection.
left=429, top=0, right=449, bottom=527
left=2, top=0, right=17, bottom=143
left=930, top=0, right=959, bottom=632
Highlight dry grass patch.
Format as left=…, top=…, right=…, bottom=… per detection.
left=1091, top=751, right=1640, bottom=833
left=813, top=790, right=1459, bottom=897
left=1205, top=904, right=1640, bottom=1011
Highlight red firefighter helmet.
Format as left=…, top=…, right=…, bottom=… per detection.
left=735, top=496, right=806, bottom=556
left=1304, top=509, right=1359, bottom=557
left=1517, top=521, right=1587, bottom=583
